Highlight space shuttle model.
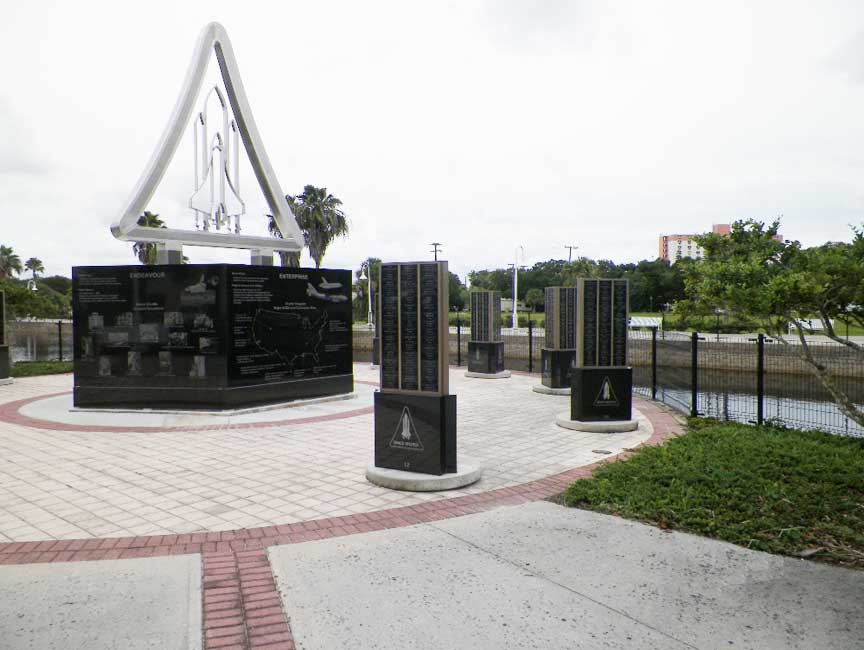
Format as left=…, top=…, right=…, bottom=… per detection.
left=189, top=86, right=245, bottom=234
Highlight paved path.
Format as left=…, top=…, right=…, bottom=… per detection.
left=2, top=500, right=861, bottom=649
left=270, top=501, right=864, bottom=650
left=0, top=554, right=201, bottom=650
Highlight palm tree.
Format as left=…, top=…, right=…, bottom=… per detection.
left=132, top=211, right=165, bottom=265
left=287, top=185, right=348, bottom=269
left=0, top=245, right=22, bottom=279
left=24, top=257, right=44, bottom=280
left=267, top=214, right=302, bottom=267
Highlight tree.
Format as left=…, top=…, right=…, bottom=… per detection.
left=353, top=257, right=381, bottom=322
left=267, top=214, right=302, bottom=267
left=24, top=257, right=44, bottom=279
left=525, top=288, right=544, bottom=314
left=0, top=245, right=22, bottom=279
left=467, top=268, right=511, bottom=295
left=628, top=259, right=686, bottom=312
left=682, top=219, right=864, bottom=428
left=39, top=275, right=72, bottom=296
left=285, top=185, right=348, bottom=268
left=0, top=278, right=71, bottom=318
left=132, top=211, right=165, bottom=265
left=449, top=272, right=467, bottom=310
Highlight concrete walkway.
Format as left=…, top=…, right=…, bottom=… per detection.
left=270, top=502, right=864, bottom=650
left=3, top=502, right=860, bottom=650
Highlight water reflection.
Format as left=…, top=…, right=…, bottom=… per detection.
left=634, top=368, right=864, bottom=438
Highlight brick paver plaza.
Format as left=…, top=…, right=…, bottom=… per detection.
left=0, top=364, right=685, bottom=649
left=0, top=364, right=656, bottom=543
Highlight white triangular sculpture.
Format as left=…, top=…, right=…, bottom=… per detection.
left=111, top=22, right=303, bottom=251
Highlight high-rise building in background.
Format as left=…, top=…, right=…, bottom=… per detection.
left=658, top=224, right=783, bottom=262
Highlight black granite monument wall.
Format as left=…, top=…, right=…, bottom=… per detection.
left=577, top=279, right=628, bottom=367
left=72, top=265, right=353, bottom=408
left=541, top=348, right=576, bottom=389
left=570, top=367, right=633, bottom=421
left=470, top=290, right=502, bottom=343
left=371, top=291, right=381, bottom=365
left=468, top=341, right=505, bottom=374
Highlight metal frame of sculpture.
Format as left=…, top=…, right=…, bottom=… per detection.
left=110, top=22, right=303, bottom=259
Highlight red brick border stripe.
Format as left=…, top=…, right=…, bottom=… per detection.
left=202, top=549, right=295, bottom=650
left=0, top=380, right=379, bottom=434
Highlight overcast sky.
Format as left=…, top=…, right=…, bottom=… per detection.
left=2, top=0, right=864, bottom=280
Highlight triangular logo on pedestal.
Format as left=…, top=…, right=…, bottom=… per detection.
left=594, top=377, right=619, bottom=407
left=110, top=22, right=303, bottom=252
left=389, top=407, right=424, bottom=451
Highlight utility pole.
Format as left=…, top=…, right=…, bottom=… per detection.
left=430, top=242, right=442, bottom=261
left=565, top=245, right=578, bottom=262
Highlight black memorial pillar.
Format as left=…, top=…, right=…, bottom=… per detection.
left=570, top=278, right=632, bottom=421
left=374, top=261, right=456, bottom=475
left=466, top=290, right=508, bottom=377
left=0, top=291, right=9, bottom=383
left=541, top=287, right=578, bottom=389
left=371, top=291, right=381, bottom=366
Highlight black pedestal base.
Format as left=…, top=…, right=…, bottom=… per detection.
left=0, top=345, right=9, bottom=380
left=73, top=374, right=354, bottom=409
left=467, top=341, right=504, bottom=374
left=541, top=348, right=576, bottom=389
left=374, top=391, right=457, bottom=475
left=372, top=337, right=380, bottom=365
left=571, top=367, right=632, bottom=421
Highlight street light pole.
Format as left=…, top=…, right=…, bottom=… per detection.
left=430, top=242, right=442, bottom=261
left=367, top=271, right=373, bottom=329
left=360, top=268, right=372, bottom=329
left=512, top=245, right=525, bottom=329
left=565, top=245, right=578, bottom=262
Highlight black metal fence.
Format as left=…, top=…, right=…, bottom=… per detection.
left=629, top=329, right=864, bottom=438
left=7, top=320, right=73, bottom=363
left=355, top=324, right=864, bottom=437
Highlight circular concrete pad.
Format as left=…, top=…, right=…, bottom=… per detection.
left=555, top=413, right=639, bottom=433
left=532, top=384, right=569, bottom=396
left=366, top=462, right=483, bottom=492
left=465, top=370, right=512, bottom=379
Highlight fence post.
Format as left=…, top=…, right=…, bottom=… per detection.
left=756, top=333, right=765, bottom=425
left=57, top=321, right=63, bottom=362
left=651, top=326, right=658, bottom=400
left=528, top=320, right=534, bottom=373
left=690, top=331, right=699, bottom=418
left=456, top=312, right=462, bottom=367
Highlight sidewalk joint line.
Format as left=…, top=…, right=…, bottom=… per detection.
left=430, top=521, right=705, bottom=650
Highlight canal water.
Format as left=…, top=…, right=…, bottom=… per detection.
left=634, top=367, right=864, bottom=438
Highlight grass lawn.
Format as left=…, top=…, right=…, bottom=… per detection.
left=11, top=361, right=73, bottom=377
left=564, top=419, right=864, bottom=569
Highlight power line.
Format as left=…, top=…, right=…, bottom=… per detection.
left=430, top=242, right=442, bottom=261
left=564, top=245, right=578, bottom=262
